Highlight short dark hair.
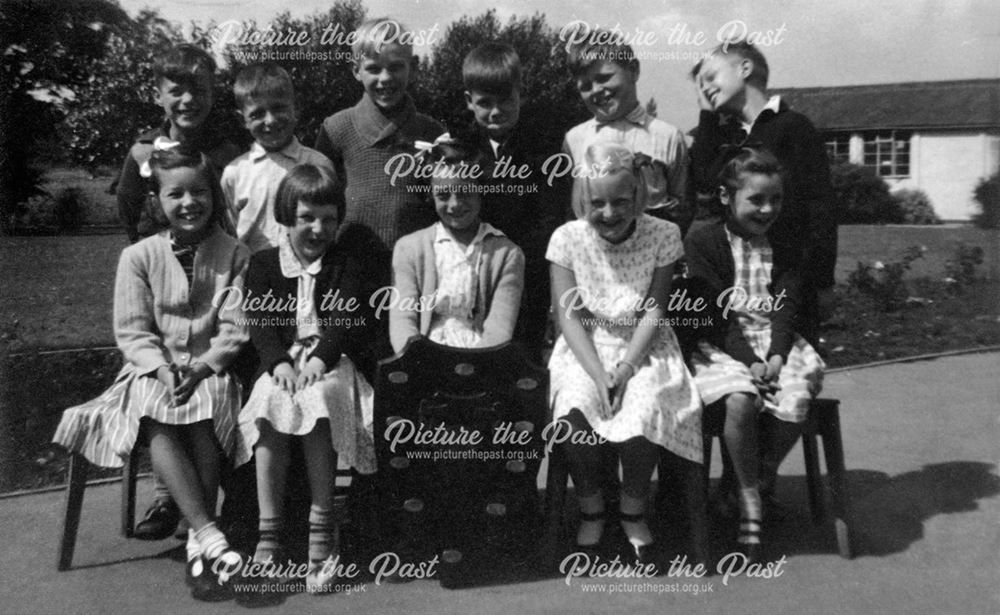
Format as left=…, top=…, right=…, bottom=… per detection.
left=717, top=147, right=784, bottom=195
left=462, top=43, right=522, bottom=96
left=146, top=147, right=227, bottom=230
left=274, top=164, right=345, bottom=226
left=566, top=30, right=639, bottom=77
left=233, top=64, right=295, bottom=109
left=154, top=43, right=216, bottom=86
left=692, top=40, right=769, bottom=87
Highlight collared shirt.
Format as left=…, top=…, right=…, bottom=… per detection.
left=563, top=104, right=688, bottom=214
left=432, top=221, right=505, bottom=320
left=740, top=95, right=782, bottom=135
left=277, top=230, right=324, bottom=341
left=221, top=137, right=334, bottom=254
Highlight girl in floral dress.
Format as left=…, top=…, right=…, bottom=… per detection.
left=547, top=142, right=702, bottom=564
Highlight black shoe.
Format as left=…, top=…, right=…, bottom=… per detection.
left=625, top=541, right=657, bottom=570
left=187, top=556, right=233, bottom=602
left=619, top=512, right=657, bottom=571
left=134, top=500, right=180, bottom=541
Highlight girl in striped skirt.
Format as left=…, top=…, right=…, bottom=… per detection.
left=53, top=147, right=248, bottom=601
left=684, top=148, right=824, bottom=561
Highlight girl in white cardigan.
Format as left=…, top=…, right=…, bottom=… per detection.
left=53, top=147, right=248, bottom=601
left=389, top=136, right=525, bottom=353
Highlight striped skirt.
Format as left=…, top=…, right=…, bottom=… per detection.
left=689, top=328, right=825, bottom=423
left=52, top=364, right=241, bottom=468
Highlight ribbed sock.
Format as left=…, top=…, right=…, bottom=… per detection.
left=194, top=522, right=230, bottom=561
left=738, top=487, right=763, bottom=545
left=186, top=529, right=200, bottom=563
left=308, top=505, right=337, bottom=565
left=254, top=517, right=283, bottom=564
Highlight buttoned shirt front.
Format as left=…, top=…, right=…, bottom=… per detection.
left=221, top=137, right=333, bottom=254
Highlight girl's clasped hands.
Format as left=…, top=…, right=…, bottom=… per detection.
left=749, top=354, right=783, bottom=404
left=153, top=362, right=214, bottom=406
left=271, top=356, right=328, bottom=394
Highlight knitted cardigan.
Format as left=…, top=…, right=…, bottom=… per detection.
left=245, top=244, right=382, bottom=382
left=681, top=220, right=802, bottom=366
left=114, top=225, right=249, bottom=375
left=389, top=225, right=525, bottom=354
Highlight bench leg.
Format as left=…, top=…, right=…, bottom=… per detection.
left=121, top=453, right=137, bottom=538
left=818, top=406, right=852, bottom=559
left=685, top=458, right=710, bottom=567
left=542, top=445, right=569, bottom=568
left=58, top=453, right=89, bottom=571
left=801, top=432, right=825, bottom=524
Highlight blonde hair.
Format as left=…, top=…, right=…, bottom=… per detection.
left=572, top=142, right=648, bottom=219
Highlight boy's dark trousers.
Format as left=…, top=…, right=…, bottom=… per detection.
left=219, top=343, right=261, bottom=550
left=514, top=256, right=551, bottom=365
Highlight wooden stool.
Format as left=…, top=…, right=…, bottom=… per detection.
left=56, top=446, right=352, bottom=571
left=57, top=447, right=141, bottom=571
left=701, top=397, right=852, bottom=558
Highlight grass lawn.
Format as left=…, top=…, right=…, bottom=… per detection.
left=0, top=234, right=125, bottom=350
left=833, top=224, right=1000, bottom=282
left=41, top=167, right=120, bottom=228
left=0, top=224, right=997, bottom=492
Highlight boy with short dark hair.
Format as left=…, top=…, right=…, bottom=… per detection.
left=461, top=42, right=561, bottom=362
left=563, top=33, right=692, bottom=232
left=117, top=44, right=240, bottom=243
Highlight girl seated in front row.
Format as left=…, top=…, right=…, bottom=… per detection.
left=53, top=147, right=248, bottom=601
left=389, top=136, right=525, bottom=353
left=684, top=148, right=824, bottom=561
left=548, top=142, right=703, bottom=565
left=235, top=164, right=379, bottom=594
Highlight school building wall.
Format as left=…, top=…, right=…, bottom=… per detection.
left=889, top=131, right=1000, bottom=222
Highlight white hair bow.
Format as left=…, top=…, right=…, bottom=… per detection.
left=413, top=132, right=457, bottom=160
left=139, top=136, right=182, bottom=178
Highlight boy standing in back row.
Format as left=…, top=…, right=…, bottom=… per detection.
left=461, top=43, right=563, bottom=363
left=688, top=40, right=838, bottom=511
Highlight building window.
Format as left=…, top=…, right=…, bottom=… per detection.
left=863, top=131, right=910, bottom=177
left=825, top=133, right=851, bottom=164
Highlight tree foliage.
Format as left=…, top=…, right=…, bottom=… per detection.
left=61, top=10, right=182, bottom=169
left=972, top=172, right=1000, bottom=230
left=9, top=3, right=595, bottom=232
left=0, top=0, right=128, bottom=233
